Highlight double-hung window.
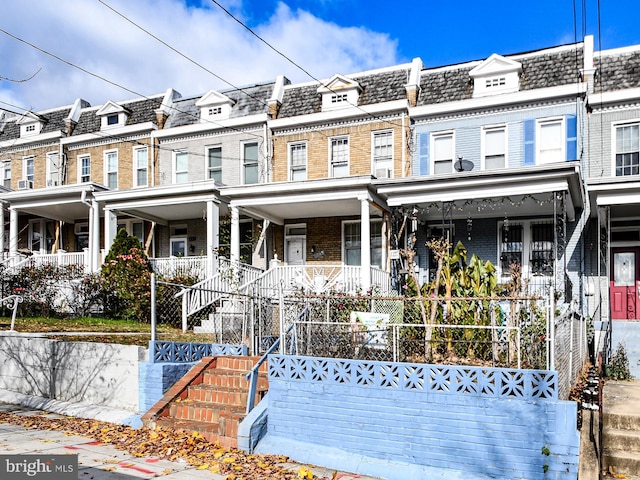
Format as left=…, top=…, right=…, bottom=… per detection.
left=2, top=161, right=10, bottom=188
left=499, top=220, right=554, bottom=280
left=79, top=155, right=91, bottom=183
left=174, top=151, right=188, bottom=184
left=373, top=131, right=393, bottom=178
left=207, top=146, right=222, bottom=182
left=104, top=151, right=118, bottom=189
left=330, top=137, right=349, bottom=177
left=343, top=220, right=383, bottom=268
left=483, top=126, right=506, bottom=169
left=537, top=118, right=564, bottom=164
left=432, top=132, right=454, bottom=174
left=615, top=123, right=639, bottom=176
left=243, top=142, right=259, bottom=184
left=134, top=147, right=148, bottom=187
left=23, top=156, right=34, bottom=183
left=46, top=152, right=60, bottom=187
left=289, top=142, right=307, bottom=181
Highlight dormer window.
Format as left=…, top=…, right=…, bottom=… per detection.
left=470, top=54, right=522, bottom=98
left=196, top=90, right=234, bottom=122
left=96, top=101, right=130, bottom=129
left=318, top=74, right=362, bottom=112
left=17, top=112, right=44, bottom=137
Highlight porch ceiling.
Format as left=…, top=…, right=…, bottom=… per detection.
left=589, top=178, right=640, bottom=218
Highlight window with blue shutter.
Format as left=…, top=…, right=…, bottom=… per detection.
left=418, top=132, right=430, bottom=175
left=523, top=119, right=535, bottom=166
left=566, top=114, right=577, bottom=161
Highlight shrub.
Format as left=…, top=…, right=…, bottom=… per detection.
left=606, top=342, right=634, bottom=380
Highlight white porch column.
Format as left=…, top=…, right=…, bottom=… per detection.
left=206, top=200, right=220, bottom=275
left=360, top=197, right=371, bottom=292
left=104, top=209, right=118, bottom=257
left=9, top=207, right=18, bottom=256
left=230, top=205, right=240, bottom=264
left=91, top=199, right=101, bottom=272
left=0, top=205, right=4, bottom=254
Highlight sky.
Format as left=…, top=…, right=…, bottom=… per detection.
left=1, top=0, right=639, bottom=113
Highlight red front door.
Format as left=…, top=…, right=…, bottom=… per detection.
left=611, top=247, right=640, bottom=320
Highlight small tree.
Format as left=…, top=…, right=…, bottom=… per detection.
left=101, top=229, right=152, bottom=322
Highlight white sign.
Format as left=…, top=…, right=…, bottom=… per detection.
left=349, top=311, right=390, bottom=349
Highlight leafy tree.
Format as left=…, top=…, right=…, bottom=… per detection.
left=101, top=229, right=152, bottom=322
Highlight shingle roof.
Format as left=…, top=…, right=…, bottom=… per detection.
left=0, top=107, right=71, bottom=142
left=165, top=83, right=273, bottom=129
left=594, top=49, right=640, bottom=92
left=73, top=96, right=163, bottom=135
left=277, top=68, right=411, bottom=119
left=417, top=46, right=583, bottom=106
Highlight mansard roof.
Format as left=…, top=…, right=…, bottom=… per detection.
left=594, top=47, right=640, bottom=93
left=73, top=95, right=164, bottom=135
left=0, top=106, right=72, bottom=142
left=277, top=67, right=412, bottom=119
left=165, top=82, right=273, bottom=128
left=417, top=44, right=584, bottom=106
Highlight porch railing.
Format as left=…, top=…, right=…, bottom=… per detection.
left=149, top=256, right=208, bottom=280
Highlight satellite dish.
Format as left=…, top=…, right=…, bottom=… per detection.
left=454, top=156, right=474, bottom=172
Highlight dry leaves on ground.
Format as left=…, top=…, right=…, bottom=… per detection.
left=0, top=411, right=329, bottom=479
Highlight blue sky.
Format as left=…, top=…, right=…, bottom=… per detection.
left=1, top=0, right=639, bottom=112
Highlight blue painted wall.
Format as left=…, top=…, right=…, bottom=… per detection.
left=258, top=355, right=579, bottom=480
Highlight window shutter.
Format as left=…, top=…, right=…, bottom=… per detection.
left=418, top=132, right=430, bottom=175
left=566, top=114, right=577, bottom=161
left=523, top=119, right=535, bottom=166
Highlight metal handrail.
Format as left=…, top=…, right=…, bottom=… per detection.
left=245, top=308, right=305, bottom=414
left=1, top=295, right=24, bottom=331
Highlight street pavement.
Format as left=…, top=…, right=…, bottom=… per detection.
left=0, top=402, right=381, bottom=480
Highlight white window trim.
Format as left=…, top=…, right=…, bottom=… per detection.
left=173, top=150, right=189, bottom=184
left=104, top=149, right=118, bottom=189
left=242, top=141, right=259, bottom=185
left=2, top=161, right=11, bottom=188
left=205, top=145, right=223, bottom=181
left=481, top=124, right=507, bottom=170
left=497, top=219, right=555, bottom=280
left=536, top=117, right=565, bottom=165
left=22, top=155, right=35, bottom=182
left=341, top=219, right=383, bottom=267
left=78, top=154, right=91, bottom=184
left=611, top=119, right=640, bottom=177
left=133, top=146, right=148, bottom=188
left=329, top=136, right=350, bottom=177
left=45, top=151, right=60, bottom=187
left=288, top=141, right=308, bottom=181
left=430, top=130, right=455, bottom=175
left=371, top=130, right=394, bottom=178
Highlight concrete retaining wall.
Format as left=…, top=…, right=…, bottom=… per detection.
left=0, top=333, right=145, bottom=411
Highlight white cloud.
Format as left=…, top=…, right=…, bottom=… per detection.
left=0, top=0, right=400, bottom=112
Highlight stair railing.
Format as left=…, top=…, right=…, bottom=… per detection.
left=1, top=295, right=24, bottom=331
left=245, top=308, right=305, bottom=414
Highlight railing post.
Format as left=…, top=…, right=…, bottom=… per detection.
left=182, top=288, right=188, bottom=333
left=279, top=281, right=285, bottom=355
left=151, top=273, right=157, bottom=342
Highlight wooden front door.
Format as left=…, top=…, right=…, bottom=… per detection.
left=611, top=247, right=640, bottom=320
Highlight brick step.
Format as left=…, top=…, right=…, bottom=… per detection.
left=154, top=417, right=239, bottom=449
left=603, top=450, right=640, bottom=476
left=202, top=369, right=268, bottom=389
left=603, top=428, right=640, bottom=453
left=169, top=401, right=244, bottom=423
left=604, top=412, right=640, bottom=431
left=185, top=385, right=259, bottom=407
left=214, top=356, right=267, bottom=372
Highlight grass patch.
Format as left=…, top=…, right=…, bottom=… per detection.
left=0, top=316, right=221, bottom=347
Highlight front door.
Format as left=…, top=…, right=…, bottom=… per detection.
left=611, top=247, right=640, bottom=320
left=286, top=238, right=305, bottom=265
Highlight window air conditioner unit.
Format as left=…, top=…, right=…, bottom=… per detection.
left=18, top=179, right=33, bottom=190
left=375, top=168, right=391, bottom=179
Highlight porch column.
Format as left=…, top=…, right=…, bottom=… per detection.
left=230, top=205, right=240, bottom=264
left=91, top=199, right=101, bottom=272
left=206, top=200, right=219, bottom=275
left=360, top=197, right=371, bottom=292
left=9, top=207, right=18, bottom=256
left=0, top=205, right=4, bottom=254
left=104, top=209, right=118, bottom=257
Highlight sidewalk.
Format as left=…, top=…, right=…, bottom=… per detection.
left=0, top=402, right=381, bottom=480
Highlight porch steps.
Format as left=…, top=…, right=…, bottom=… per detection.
left=141, top=356, right=268, bottom=448
left=602, top=380, right=640, bottom=477
left=194, top=298, right=245, bottom=335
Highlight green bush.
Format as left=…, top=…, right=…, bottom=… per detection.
left=606, top=342, right=634, bottom=380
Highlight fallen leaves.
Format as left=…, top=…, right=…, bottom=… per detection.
left=0, top=410, right=313, bottom=479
